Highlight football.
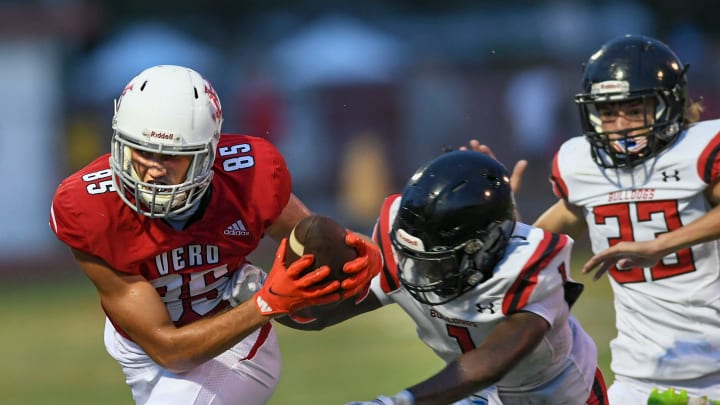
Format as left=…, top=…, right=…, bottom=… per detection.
left=285, top=215, right=358, bottom=283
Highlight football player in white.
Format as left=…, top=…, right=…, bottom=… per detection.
left=277, top=151, right=608, bottom=405
left=468, top=34, right=720, bottom=404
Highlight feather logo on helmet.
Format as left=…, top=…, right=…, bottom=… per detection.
left=204, top=83, right=223, bottom=122
left=115, top=83, right=134, bottom=112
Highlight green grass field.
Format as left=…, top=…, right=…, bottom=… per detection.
left=0, top=249, right=615, bottom=404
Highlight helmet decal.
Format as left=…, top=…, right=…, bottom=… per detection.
left=204, top=84, right=223, bottom=122
left=109, top=65, right=223, bottom=218
left=395, top=228, right=426, bottom=252
left=591, top=80, right=630, bottom=97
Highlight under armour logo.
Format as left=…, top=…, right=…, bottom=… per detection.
left=661, top=170, right=680, bottom=182
left=475, top=302, right=495, bottom=314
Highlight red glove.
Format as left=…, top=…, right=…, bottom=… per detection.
left=341, top=232, right=382, bottom=297
left=254, top=239, right=341, bottom=316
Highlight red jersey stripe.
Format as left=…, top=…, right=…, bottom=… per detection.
left=376, top=194, right=401, bottom=293
left=697, top=130, right=720, bottom=183
left=503, top=232, right=568, bottom=314
left=550, top=151, right=569, bottom=200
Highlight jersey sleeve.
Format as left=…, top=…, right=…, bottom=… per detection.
left=369, top=194, right=403, bottom=304
left=502, top=230, right=574, bottom=325
left=697, top=129, right=720, bottom=184
left=49, top=177, right=92, bottom=253
left=48, top=164, right=136, bottom=271
left=549, top=150, right=569, bottom=200
left=219, top=135, right=292, bottom=229
left=255, top=137, right=292, bottom=227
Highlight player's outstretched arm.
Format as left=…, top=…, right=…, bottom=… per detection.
left=533, top=198, right=586, bottom=238
left=582, top=240, right=668, bottom=281
left=584, top=199, right=720, bottom=280
left=265, top=193, right=313, bottom=242
left=345, top=311, right=548, bottom=405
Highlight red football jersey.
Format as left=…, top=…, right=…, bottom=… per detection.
left=49, top=134, right=291, bottom=330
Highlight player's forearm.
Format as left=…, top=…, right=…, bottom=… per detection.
left=145, top=301, right=271, bottom=373
left=274, top=294, right=382, bottom=331
left=406, top=359, right=499, bottom=405
left=266, top=193, right=312, bottom=242
left=654, top=206, right=720, bottom=255
left=533, top=199, right=585, bottom=238
left=407, top=312, right=546, bottom=404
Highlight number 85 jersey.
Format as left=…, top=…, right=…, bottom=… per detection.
left=49, top=134, right=291, bottom=336
left=551, top=119, right=720, bottom=380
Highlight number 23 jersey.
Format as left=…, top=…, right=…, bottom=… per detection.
left=49, top=134, right=291, bottom=334
left=551, top=119, right=720, bottom=380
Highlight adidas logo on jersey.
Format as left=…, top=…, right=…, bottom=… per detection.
left=224, top=219, right=250, bottom=236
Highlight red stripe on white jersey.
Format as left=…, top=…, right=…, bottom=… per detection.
left=503, top=231, right=569, bottom=314
left=375, top=194, right=402, bottom=294
left=550, top=151, right=569, bottom=200
left=697, top=129, right=720, bottom=183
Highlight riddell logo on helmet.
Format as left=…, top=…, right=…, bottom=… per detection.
left=396, top=229, right=425, bottom=252
left=144, top=130, right=175, bottom=140
left=591, top=80, right=629, bottom=94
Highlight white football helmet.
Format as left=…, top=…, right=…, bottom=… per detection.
left=109, top=65, right=223, bottom=218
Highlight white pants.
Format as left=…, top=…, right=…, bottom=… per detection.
left=103, top=318, right=281, bottom=405
left=453, top=387, right=501, bottom=404
left=609, top=373, right=720, bottom=405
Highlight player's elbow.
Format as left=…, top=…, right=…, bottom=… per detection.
left=467, top=366, right=505, bottom=387
left=457, top=358, right=510, bottom=389
left=141, top=338, right=206, bottom=373
left=149, top=350, right=202, bottom=374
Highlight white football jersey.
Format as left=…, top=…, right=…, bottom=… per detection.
left=371, top=195, right=598, bottom=405
left=552, top=119, right=720, bottom=380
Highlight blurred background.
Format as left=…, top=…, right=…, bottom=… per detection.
left=1, top=0, right=718, bottom=403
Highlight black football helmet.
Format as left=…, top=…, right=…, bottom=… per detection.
left=575, top=34, right=688, bottom=168
left=390, top=151, right=515, bottom=305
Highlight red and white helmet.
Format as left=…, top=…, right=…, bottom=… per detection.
left=109, top=65, right=223, bottom=218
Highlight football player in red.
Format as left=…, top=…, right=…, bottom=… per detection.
left=468, top=34, right=720, bottom=403
left=278, top=151, right=608, bottom=405
left=49, top=65, right=379, bottom=404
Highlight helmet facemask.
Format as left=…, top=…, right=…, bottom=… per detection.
left=575, top=35, right=688, bottom=169
left=577, top=87, right=681, bottom=169
left=110, top=132, right=215, bottom=218
left=392, top=220, right=513, bottom=306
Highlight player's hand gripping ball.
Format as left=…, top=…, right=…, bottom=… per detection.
left=285, top=215, right=359, bottom=290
